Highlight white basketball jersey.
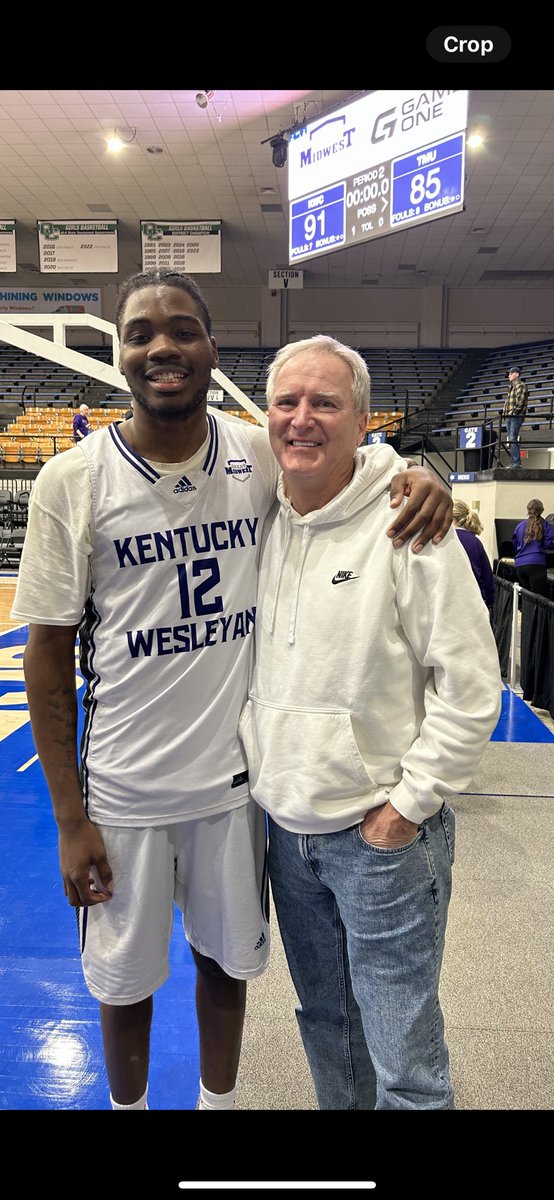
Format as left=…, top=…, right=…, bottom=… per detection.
left=78, top=414, right=277, bottom=826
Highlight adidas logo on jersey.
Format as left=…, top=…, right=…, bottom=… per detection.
left=173, top=481, right=197, bottom=494
left=254, top=932, right=266, bottom=950
left=224, top=458, right=253, bottom=478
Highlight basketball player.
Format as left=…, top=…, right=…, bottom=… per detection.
left=12, top=270, right=453, bottom=1111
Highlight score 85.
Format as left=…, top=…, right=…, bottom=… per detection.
left=409, top=167, right=441, bottom=205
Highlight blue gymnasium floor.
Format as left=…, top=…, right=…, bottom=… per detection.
left=1, top=615, right=553, bottom=1114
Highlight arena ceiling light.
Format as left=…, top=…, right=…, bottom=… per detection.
left=106, top=127, right=137, bottom=152
left=195, top=91, right=215, bottom=110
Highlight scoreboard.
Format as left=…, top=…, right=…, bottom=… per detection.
left=288, top=90, right=468, bottom=264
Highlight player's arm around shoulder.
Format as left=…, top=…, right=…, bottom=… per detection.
left=361, top=443, right=454, bottom=551
left=388, top=461, right=453, bottom=552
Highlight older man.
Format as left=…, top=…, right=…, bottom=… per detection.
left=239, top=335, right=502, bottom=1110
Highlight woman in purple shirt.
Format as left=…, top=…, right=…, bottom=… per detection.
left=512, top=498, right=554, bottom=598
left=453, top=499, right=495, bottom=613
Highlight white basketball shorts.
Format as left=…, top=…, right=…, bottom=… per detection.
left=78, top=800, right=270, bottom=1006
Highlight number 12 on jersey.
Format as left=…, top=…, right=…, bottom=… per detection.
left=177, top=558, right=224, bottom=619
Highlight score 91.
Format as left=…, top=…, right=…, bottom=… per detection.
left=304, top=211, right=325, bottom=240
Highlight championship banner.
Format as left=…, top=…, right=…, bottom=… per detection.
left=37, top=221, right=118, bottom=273
left=0, top=221, right=17, bottom=272
left=141, top=221, right=222, bottom=273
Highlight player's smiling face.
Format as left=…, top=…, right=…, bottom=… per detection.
left=119, top=285, right=218, bottom=420
left=268, top=350, right=367, bottom=510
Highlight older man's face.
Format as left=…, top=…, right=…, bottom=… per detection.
left=269, top=350, right=367, bottom=507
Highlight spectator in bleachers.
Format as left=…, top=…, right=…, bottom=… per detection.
left=512, top=498, right=554, bottom=597
left=502, top=367, right=528, bottom=470
left=453, top=499, right=495, bottom=615
left=72, top=403, right=91, bottom=441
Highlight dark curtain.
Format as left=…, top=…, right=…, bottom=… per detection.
left=520, top=590, right=554, bottom=719
left=492, top=576, right=514, bottom=679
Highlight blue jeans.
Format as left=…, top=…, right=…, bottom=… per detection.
left=268, top=805, right=455, bottom=1110
left=505, top=415, right=524, bottom=466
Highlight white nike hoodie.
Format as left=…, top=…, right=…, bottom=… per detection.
left=239, top=444, right=502, bottom=833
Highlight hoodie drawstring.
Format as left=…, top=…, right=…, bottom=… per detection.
left=267, top=514, right=292, bottom=635
left=267, top=516, right=312, bottom=645
left=287, top=525, right=312, bottom=645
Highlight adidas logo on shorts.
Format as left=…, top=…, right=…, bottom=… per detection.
left=254, top=932, right=266, bottom=950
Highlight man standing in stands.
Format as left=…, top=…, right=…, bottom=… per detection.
left=73, top=403, right=91, bottom=441
left=502, top=367, right=528, bottom=470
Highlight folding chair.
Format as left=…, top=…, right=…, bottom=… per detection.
left=0, top=526, right=25, bottom=567
left=0, top=525, right=13, bottom=566
left=0, top=487, right=14, bottom=527
left=13, top=491, right=30, bottom=528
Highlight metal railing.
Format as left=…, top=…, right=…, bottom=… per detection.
left=449, top=410, right=554, bottom=473
left=394, top=420, right=453, bottom=490
left=0, top=432, right=72, bottom=465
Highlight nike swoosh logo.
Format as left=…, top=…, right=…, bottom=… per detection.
left=331, top=574, right=360, bottom=584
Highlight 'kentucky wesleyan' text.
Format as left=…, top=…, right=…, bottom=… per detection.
left=114, top=517, right=259, bottom=566
left=116, top=517, right=260, bottom=658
